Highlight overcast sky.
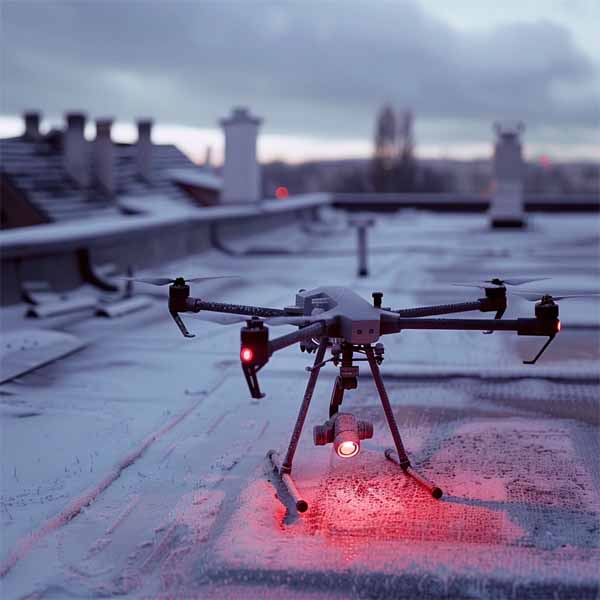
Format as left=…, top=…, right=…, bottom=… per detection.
left=1, top=0, right=599, bottom=162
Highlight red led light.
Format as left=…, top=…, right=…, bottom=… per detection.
left=275, top=186, right=289, bottom=200
left=241, top=347, right=254, bottom=363
left=337, top=440, right=359, bottom=458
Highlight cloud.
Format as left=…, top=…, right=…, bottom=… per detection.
left=2, top=0, right=598, bottom=148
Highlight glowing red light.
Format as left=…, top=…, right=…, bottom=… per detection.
left=241, top=347, right=254, bottom=363
left=557, top=320, right=561, bottom=332
left=337, top=440, right=359, bottom=458
left=275, top=186, right=289, bottom=200
left=539, top=155, right=552, bottom=169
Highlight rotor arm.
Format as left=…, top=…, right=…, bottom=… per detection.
left=394, top=288, right=506, bottom=318
left=395, top=298, right=490, bottom=318
left=381, top=316, right=559, bottom=337
left=268, top=321, right=327, bottom=355
left=185, top=297, right=287, bottom=318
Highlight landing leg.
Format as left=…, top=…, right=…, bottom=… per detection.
left=268, top=337, right=329, bottom=513
left=364, top=346, right=443, bottom=499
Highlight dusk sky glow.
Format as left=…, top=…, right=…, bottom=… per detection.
left=1, top=0, right=599, bottom=163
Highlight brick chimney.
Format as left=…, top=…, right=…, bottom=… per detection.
left=64, top=112, right=89, bottom=187
left=23, top=111, right=41, bottom=140
left=136, top=119, right=153, bottom=182
left=220, top=107, right=262, bottom=203
left=93, top=118, right=114, bottom=195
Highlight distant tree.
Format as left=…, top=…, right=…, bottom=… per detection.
left=371, top=104, right=397, bottom=192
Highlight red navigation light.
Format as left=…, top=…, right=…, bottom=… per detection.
left=336, top=440, right=360, bottom=458
left=240, top=347, right=254, bottom=363
left=275, top=186, right=289, bottom=200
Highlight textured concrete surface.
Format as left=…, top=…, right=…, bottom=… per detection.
left=1, top=212, right=599, bottom=599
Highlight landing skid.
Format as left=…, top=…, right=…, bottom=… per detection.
left=268, top=339, right=443, bottom=513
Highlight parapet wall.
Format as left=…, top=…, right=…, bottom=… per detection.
left=0, top=194, right=328, bottom=305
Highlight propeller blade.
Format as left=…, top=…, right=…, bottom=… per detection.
left=119, top=275, right=238, bottom=286
left=185, top=276, right=239, bottom=284
left=451, top=283, right=488, bottom=290
left=513, top=291, right=600, bottom=302
left=483, top=276, right=551, bottom=286
left=452, top=276, right=550, bottom=290
left=119, top=276, right=175, bottom=286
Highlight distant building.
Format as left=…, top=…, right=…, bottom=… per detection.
left=0, top=111, right=222, bottom=229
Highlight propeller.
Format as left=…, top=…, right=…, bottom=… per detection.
left=512, top=291, right=600, bottom=302
left=452, top=276, right=550, bottom=290
left=119, top=275, right=238, bottom=287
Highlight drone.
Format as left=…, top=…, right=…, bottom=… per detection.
left=126, top=274, right=596, bottom=513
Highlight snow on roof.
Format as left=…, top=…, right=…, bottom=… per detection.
left=166, top=168, right=222, bottom=191
left=0, top=135, right=202, bottom=222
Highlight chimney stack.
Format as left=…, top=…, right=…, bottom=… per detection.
left=220, top=107, right=262, bottom=203
left=23, top=111, right=41, bottom=140
left=489, top=121, right=526, bottom=229
left=64, top=112, right=89, bottom=187
left=93, top=118, right=114, bottom=195
left=136, top=119, right=153, bottom=182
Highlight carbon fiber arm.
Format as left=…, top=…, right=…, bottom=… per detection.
left=381, top=316, right=559, bottom=336
left=395, top=299, right=487, bottom=317
left=186, top=298, right=287, bottom=318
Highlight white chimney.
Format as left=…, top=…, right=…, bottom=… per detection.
left=93, top=118, right=114, bottom=195
left=23, top=111, right=41, bottom=140
left=489, top=122, right=526, bottom=229
left=220, top=107, right=262, bottom=203
left=136, top=119, right=153, bottom=182
left=64, top=112, right=89, bottom=187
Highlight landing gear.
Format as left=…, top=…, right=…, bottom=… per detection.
left=268, top=340, right=443, bottom=513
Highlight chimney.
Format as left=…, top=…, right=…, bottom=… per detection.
left=23, top=111, right=41, bottom=140
left=136, top=119, right=153, bottom=182
left=493, top=121, right=525, bottom=182
left=64, top=112, right=89, bottom=187
left=93, top=118, right=114, bottom=195
left=489, top=121, right=526, bottom=229
left=220, top=107, right=262, bottom=203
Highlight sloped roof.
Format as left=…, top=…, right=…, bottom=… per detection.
left=0, top=133, right=216, bottom=222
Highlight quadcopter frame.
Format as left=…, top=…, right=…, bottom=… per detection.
left=162, top=280, right=562, bottom=514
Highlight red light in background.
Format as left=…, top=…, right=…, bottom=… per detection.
left=539, top=155, right=552, bottom=169
left=337, top=440, right=359, bottom=458
left=241, top=347, right=254, bottom=363
left=275, top=186, right=289, bottom=200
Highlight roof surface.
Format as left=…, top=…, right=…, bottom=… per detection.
left=0, top=134, right=216, bottom=222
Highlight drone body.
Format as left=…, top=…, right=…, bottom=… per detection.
left=292, top=286, right=381, bottom=343
left=125, top=273, right=595, bottom=513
